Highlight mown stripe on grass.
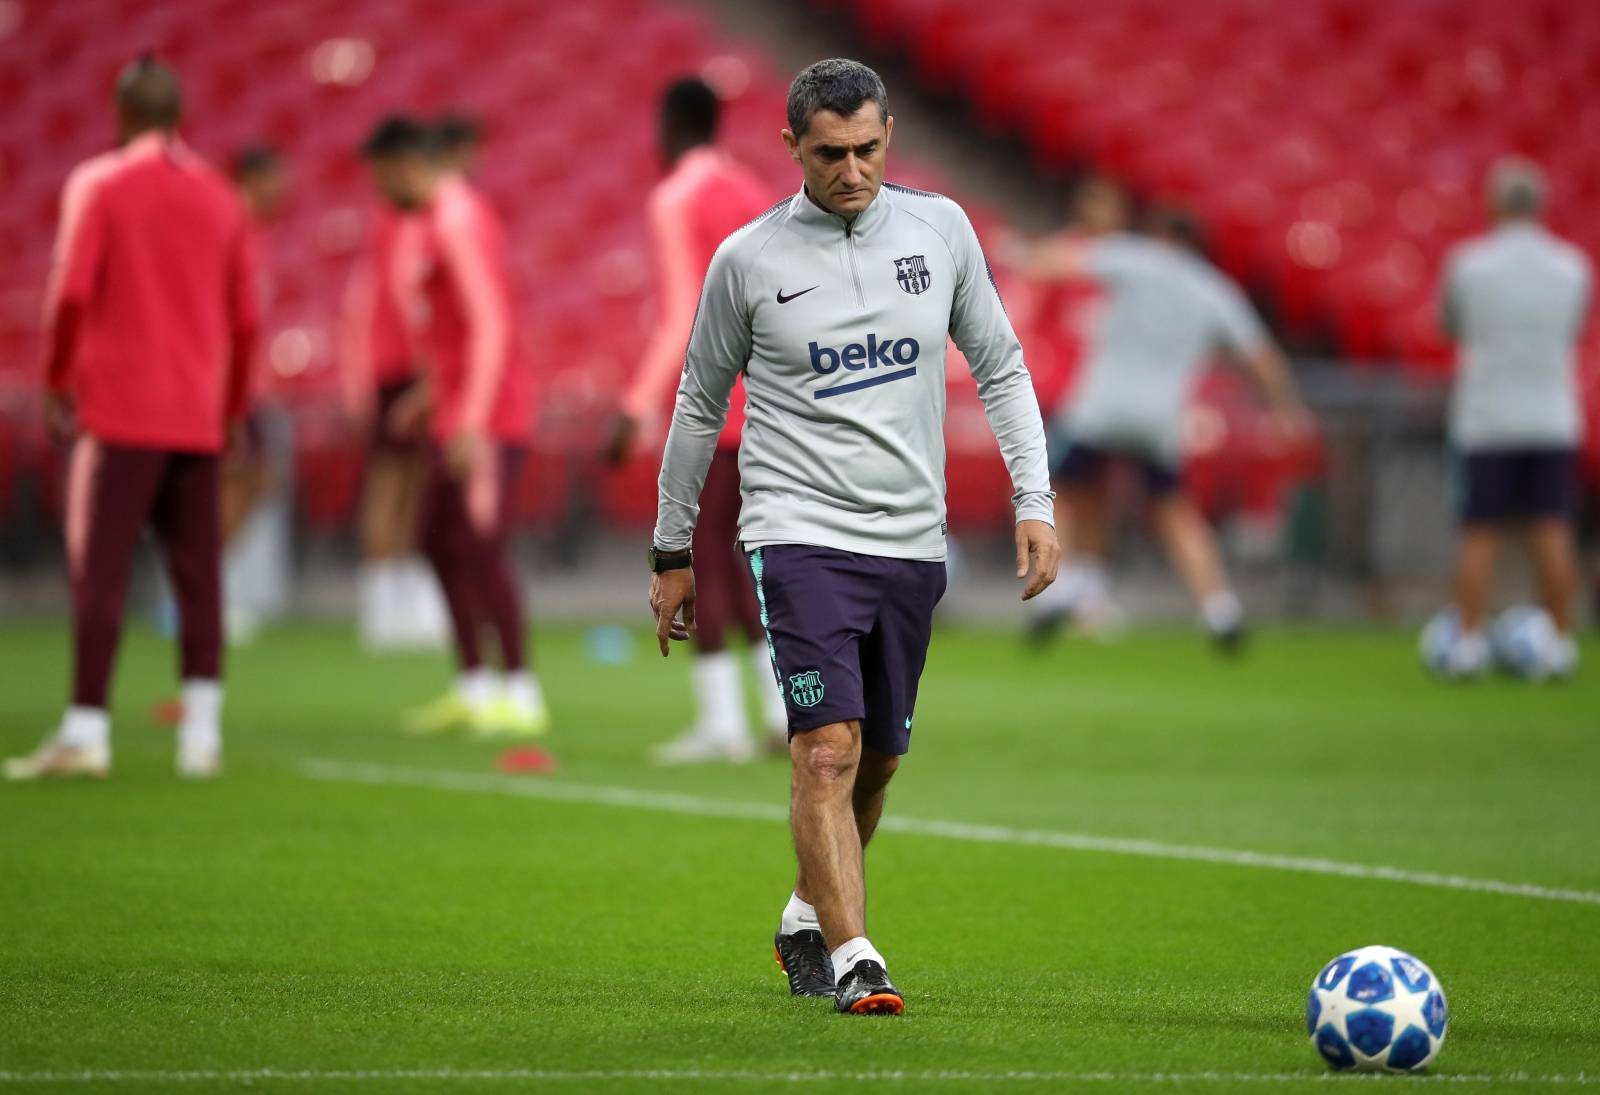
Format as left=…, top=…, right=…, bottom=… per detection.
left=300, top=760, right=1600, bottom=908
left=2, top=1069, right=1599, bottom=1085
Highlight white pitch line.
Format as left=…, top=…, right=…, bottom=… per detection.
left=299, top=759, right=1600, bottom=908
left=2, top=1069, right=1598, bottom=1086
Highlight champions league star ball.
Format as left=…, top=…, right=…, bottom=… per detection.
left=1419, top=608, right=1464, bottom=675
left=1307, top=945, right=1449, bottom=1072
left=1489, top=604, right=1558, bottom=679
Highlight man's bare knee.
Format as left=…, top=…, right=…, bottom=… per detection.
left=791, top=722, right=860, bottom=788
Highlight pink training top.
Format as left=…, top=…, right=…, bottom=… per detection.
left=415, top=175, right=532, bottom=443
left=340, top=204, right=425, bottom=411
left=44, top=132, right=258, bottom=453
left=623, top=146, right=773, bottom=450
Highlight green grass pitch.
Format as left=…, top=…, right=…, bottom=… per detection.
left=1, top=620, right=1597, bottom=1093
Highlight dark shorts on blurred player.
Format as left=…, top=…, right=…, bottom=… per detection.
left=1051, top=436, right=1180, bottom=498
left=747, top=544, right=946, bottom=756
left=1456, top=447, right=1577, bottom=525
left=372, top=375, right=427, bottom=453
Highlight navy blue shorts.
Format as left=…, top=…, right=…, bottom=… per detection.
left=1052, top=440, right=1180, bottom=497
left=748, top=544, right=946, bottom=756
left=1457, top=448, right=1577, bottom=525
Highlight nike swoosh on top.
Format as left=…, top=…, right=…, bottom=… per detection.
left=776, top=286, right=819, bottom=304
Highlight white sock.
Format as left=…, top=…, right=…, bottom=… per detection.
left=693, top=651, right=749, bottom=744
left=1201, top=590, right=1243, bottom=633
left=750, top=645, right=787, bottom=733
left=379, top=560, right=409, bottom=639
left=1079, top=561, right=1109, bottom=608
left=58, top=706, right=110, bottom=750
left=404, top=558, right=446, bottom=642
left=178, top=679, right=223, bottom=755
left=357, top=563, right=383, bottom=641
left=779, top=891, right=819, bottom=936
left=457, top=668, right=495, bottom=710
left=1033, top=562, right=1082, bottom=613
left=831, top=936, right=886, bottom=983
left=504, top=670, right=544, bottom=712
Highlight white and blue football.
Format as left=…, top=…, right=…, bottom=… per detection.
left=1307, top=945, right=1448, bottom=1072
left=1489, top=604, right=1557, bottom=680
left=1418, top=608, right=1462, bottom=675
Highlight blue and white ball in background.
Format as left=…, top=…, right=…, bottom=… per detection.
left=1307, top=945, right=1448, bottom=1072
left=1489, top=604, right=1558, bottom=680
left=1419, top=608, right=1464, bottom=676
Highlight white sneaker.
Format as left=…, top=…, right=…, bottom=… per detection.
left=4, top=739, right=111, bottom=781
left=1443, top=632, right=1491, bottom=679
left=177, top=741, right=222, bottom=780
left=1548, top=635, right=1579, bottom=680
left=651, top=730, right=756, bottom=766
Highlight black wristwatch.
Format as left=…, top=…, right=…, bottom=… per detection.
left=648, top=545, right=694, bottom=573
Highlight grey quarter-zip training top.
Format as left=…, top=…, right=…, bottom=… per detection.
left=653, top=182, right=1054, bottom=562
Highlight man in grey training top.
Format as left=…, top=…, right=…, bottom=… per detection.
left=1435, top=157, right=1592, bottom=678
left=647, top=59, right=1059, bottom=1015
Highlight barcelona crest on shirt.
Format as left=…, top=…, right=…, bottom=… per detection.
left=893, top=255, right=931, bottom=295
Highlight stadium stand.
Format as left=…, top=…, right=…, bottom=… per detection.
left=0, top=0, right=1056, bottom=533
left=26, top=0, right=1571, bottom=538
left=818, top=0, right=1600, bottom=371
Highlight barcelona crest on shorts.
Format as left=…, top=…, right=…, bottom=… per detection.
left=893, top=255, right=931, bottom=295
left=789, top=669, right=825, bottom=708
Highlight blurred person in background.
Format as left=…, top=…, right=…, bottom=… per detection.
left=1008, top=202, right=1309, bottom=649
left=603, top=76, right=788, bottom=765
left=220, top=146, right=287, bottom=641
left=345, top=118, right=444, bottom=651
left=1433, top=158, right=1593, bottom=677
left=6, top=56, right=257, bottom=781
left=1009, top=175, right=1126, bottom=422
left=364, top=117, right=548, bottom=738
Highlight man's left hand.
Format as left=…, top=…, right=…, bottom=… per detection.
left=43, top=390, right=76, bottom=446
left=1014, top=518, right=1060, bottom=601
left=445, top=427, right=487, bottom=478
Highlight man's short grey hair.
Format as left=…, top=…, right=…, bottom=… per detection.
left=1489, top=156, right=1547, bottom=219
left=786, top=59, right=888, bottom=137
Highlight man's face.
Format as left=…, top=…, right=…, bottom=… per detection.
left=367, top=154, right=427, bottom=210
left=782, top=103, right=892, bottom=218
left=1075, top=180, right=1127, bottom=235
left=238, top=168, right=286, bottom=222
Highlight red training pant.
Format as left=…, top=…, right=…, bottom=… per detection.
left=418, top=444, right=527, bottom=673
left=693, top=447, right=763, bottom=653
left=65, top=437, right=222, bottom=708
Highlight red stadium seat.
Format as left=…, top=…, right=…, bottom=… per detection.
left=0, top=0, right=1028, bottom=531
left=822, top=0, right=1600, bottom=392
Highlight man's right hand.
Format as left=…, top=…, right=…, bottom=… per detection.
left=386, top=386, right=431, bottom=439
left=649, top=567, right=696, bottom=657
left=601, top=413, right=639, bottom=467
left=43, top=390, right=76, bottom=445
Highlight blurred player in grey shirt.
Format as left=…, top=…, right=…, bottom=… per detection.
left=1435, top=158, right=1592, bottom=677
left=1007, top=201, right=1308, bottom=648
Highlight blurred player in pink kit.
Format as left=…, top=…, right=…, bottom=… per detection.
left=604, top=77, right=787, bottom=764
left=7, top=57, right=257, bottom=781
left=347, top=121, right=439, bottom=651
left=360, top=117, right=547, bottom=738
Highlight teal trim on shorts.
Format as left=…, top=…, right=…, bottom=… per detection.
left=747, top=548, right=780, bottom=681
